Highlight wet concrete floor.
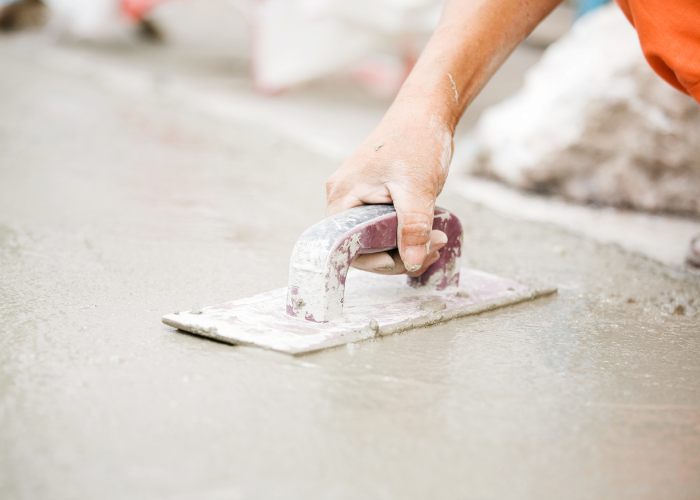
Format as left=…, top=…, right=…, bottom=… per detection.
left=1, top=35, right=699, bottom=500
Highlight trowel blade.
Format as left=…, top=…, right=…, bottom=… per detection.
left=162, top=268, right=555, bottom=355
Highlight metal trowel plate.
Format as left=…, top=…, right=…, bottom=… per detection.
left=162, top=268, right=555, bottom=355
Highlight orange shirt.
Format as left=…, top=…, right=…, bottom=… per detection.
left=617, top=0, right=700, bottom=103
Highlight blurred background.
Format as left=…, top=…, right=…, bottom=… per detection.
left=1, top=0, right=699, bottom=267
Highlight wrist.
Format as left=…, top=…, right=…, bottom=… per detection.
left=389, top=30, right=486, bottom=131
left=391, top=86, right=459, bottom=133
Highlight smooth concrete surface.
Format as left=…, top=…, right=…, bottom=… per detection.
left=2, top=31, right=700, bottom=500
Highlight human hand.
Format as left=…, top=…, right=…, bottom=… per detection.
left=325, top=106, right=454, bottom=276
left=322, top=0, right=561, bottom=274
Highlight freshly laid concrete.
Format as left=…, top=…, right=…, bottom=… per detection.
left=2, top=32, right=700, bottom=500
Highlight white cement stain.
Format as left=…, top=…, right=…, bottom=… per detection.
left=447, top=72, right=459, bottom=104
left=428, top=114, right=454, bottom=175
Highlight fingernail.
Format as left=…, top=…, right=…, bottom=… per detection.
left=404, top=245, right=426, bottom=272
left=435, top=232, right=448, bottom=245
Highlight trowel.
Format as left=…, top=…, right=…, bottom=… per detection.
left=162, top=205, right=555, bottom=354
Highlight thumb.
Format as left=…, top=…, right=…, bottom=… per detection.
left=390, top=186, right=436, bottom=273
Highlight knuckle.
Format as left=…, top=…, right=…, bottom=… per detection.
left=400, top=218, right=431, bottom=245
left=325, top=176, right=342, bottom=201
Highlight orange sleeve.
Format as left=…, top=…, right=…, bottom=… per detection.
left=616, top=0, right=700, bottom=103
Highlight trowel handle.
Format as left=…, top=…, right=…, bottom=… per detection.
left=286, top=205, right=463, bottom=322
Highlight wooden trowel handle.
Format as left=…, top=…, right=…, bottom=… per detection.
left=286, top=205, right=463, bottom=322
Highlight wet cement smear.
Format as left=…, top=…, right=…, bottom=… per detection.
left=1, top=32, right=700, bottom=500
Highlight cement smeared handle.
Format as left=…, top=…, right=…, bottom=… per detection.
left=286, top=205, right=463, bottom=322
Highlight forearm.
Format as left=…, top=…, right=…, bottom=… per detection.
left=391, top=0, right=563, bottom=131
left=327, top=0, right=562, bottom=273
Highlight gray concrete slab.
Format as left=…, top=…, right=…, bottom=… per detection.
left=1, top=31, right=699, bottom=500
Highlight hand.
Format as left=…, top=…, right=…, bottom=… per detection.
left=323, top=0, right=562, bottom=275
left=325, top=106, right=454, bottom=276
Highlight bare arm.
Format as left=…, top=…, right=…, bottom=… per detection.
left=326, top=0, right=562, bottom=275
left=400, top=0, right=562, bottom=129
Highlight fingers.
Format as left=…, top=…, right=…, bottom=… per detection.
left=327, top=158, right=443, bottom=276
left=352, top=251, right=402, bottom=275
left=390, top=186, right=437, bottom=272
left=406, top=250, right=441, bottom=278
left=352, top=230, right=447, bottom=275
left=325, top=174, right=361, bottom=216
left=326, top=195, right=361, bottom=216
left=405, top=230, right=447, bottom=276
left=326, top=174, right=393, bottom=216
